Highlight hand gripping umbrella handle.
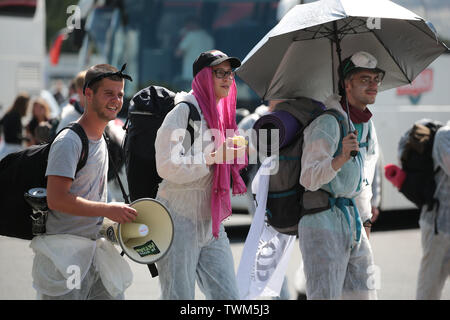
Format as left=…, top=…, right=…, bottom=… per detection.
left=349, top=129, right=358, bottom=158
left=344, top=101, right=358, bottom=158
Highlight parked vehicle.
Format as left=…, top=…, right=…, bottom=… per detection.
left=0, top=0, right=45, bottom=115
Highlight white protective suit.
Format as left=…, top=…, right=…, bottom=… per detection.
left=154, top=91, right=239, bottom=300
left=31, top=234, right=133, bottom=299
left=298, top=94, right=379, bottom=300
left=410, top=120, right=450, bottom=300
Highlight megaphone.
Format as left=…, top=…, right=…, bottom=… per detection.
left=101, top=198, right=174, bottom=270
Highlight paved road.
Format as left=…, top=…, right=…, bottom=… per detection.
left=0, top=214, right=449, bottom=300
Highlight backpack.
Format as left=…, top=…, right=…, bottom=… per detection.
left=123, top=86, right=200, bottom=202
left=255, top=98, right=346, bottom=235
left=0, top=123, right=89, bottom=240
left=399, top=120, right=443, bottom=211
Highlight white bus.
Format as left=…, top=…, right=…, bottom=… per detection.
left=73, top=0, right=281, bottom=115
left=0, top=0, right=46, bottom=115
left=71, top=0, right=450, bottom=214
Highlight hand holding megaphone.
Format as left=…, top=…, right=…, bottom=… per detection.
left=104, top=202, right=138, bottom=224
left=100, top=218, right=149, bottom=244
left=100, top=199, right=174, bottom=270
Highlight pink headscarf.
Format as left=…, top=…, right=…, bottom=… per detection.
left=192, top=67, right=247, bottom=238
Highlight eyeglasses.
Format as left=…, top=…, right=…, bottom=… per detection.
left=351, top=74, right=383, bottom=87
left=212, top=69, right=235, bottom=79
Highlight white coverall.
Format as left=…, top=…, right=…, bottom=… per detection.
left=298, top=94, right=379, bottom=300
left=154, top=91, right=239, bottom=299
left=31, top=235, right=132, bottom=299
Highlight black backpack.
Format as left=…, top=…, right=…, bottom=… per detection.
left=123, top=86, right=200, bottom=202
left=399, top=120, right=443, bottom=211
left=0, top=123, right=89, bottom=240
left=255, top=99, right=346, bottom=235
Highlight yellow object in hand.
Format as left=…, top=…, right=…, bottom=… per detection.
left=232, top=135, right=247, bottom=147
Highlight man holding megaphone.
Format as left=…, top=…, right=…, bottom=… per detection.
left=30, top=64, right=137, bottom=300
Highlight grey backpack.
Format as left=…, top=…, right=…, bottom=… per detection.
left=259, top=98, right=346, bottom=235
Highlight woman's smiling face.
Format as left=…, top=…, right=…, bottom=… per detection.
left=212, top=61, right=233, bottom=102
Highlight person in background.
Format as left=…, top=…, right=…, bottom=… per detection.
left=0, top=93, right=30, bottom=160
left=52, top=80, right=66, bottom=106
left=175, top=16, right=214, bottom=83
left=238, top=99, right=291, bottom=300
left=238, top=100, right=281, bottom=216
left=398, top=119, right=450, bottom=300
left=57, top=71, right=87, bottom=132
left=25, top=97, right=52, bottom=146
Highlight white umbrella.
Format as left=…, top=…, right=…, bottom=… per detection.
left=236, top=0, right=448, bottom=102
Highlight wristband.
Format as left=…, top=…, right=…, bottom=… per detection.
left=363, top=219, right=373, bottom=228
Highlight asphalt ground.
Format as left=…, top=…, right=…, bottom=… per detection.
left=0, top=210, right=449, bottom=302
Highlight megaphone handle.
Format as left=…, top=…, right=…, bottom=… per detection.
left=147, top=263, right=159, bottom=278
left=120, top=250, right=159, bottom=278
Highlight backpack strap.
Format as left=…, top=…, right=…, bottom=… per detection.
left=319, top=109, right=347, bottom=157
left=354, top=122, right=371, bottom=151
left=103, top=132, right=130, bottom=204
left=54, top=122, right=89, bottom=174
left=174, top=101, right=201, bottom=146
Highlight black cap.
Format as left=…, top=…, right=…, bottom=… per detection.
left=193, top=50, right=241, bottom=78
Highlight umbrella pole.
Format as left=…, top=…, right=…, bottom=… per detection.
left=333, top=22, right=357, bottom=157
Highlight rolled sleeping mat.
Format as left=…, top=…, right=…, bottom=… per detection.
left=253, top=110, right=300, bottom=154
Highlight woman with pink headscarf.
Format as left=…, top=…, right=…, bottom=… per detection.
left=154, top=50, right=247, bottom=299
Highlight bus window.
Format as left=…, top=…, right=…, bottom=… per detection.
left=78, top=0, right=279, bottom=109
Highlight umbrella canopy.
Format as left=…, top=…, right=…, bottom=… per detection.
left=236, top=0, right=448, bottom=102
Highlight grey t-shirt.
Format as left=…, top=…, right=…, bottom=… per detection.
left=45, top=128, right=108, bottom=239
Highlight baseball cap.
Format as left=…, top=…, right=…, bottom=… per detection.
left=340, top=51, right=385, bottom=79
left=193, top=50, right=241, bottom=78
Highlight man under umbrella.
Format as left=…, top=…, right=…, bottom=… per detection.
left=299, top=51, right=381, bottom=299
